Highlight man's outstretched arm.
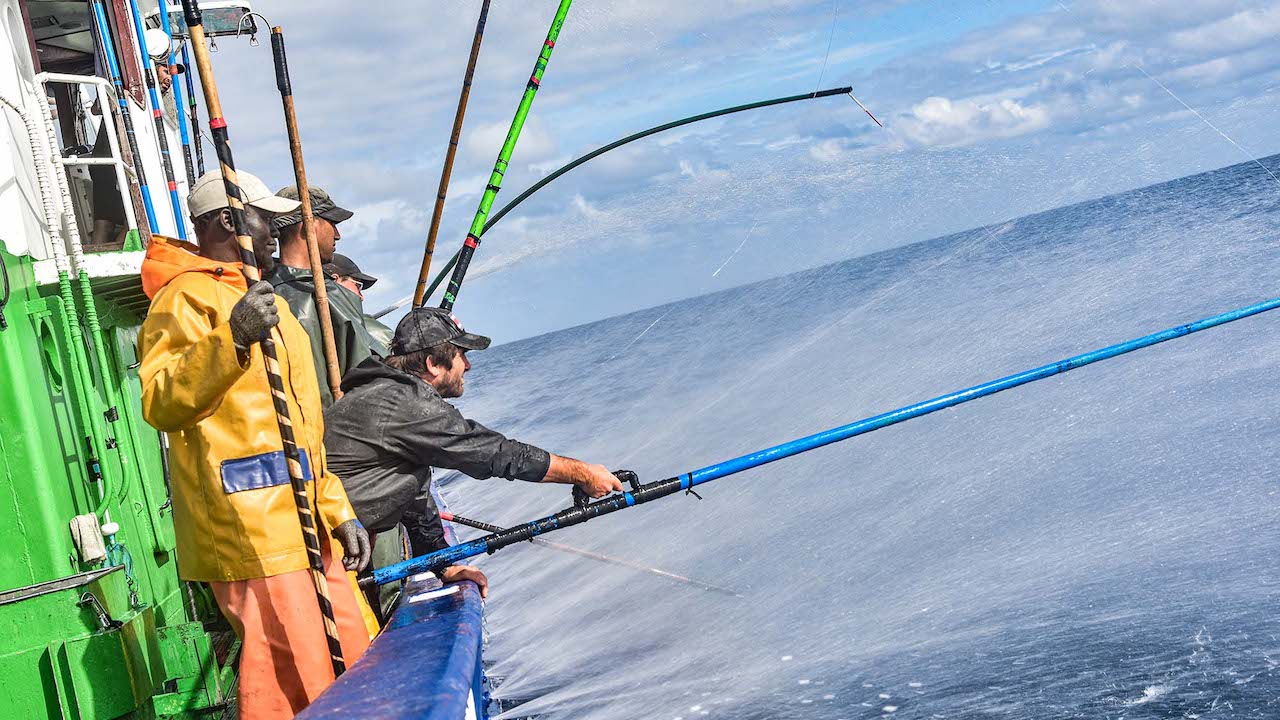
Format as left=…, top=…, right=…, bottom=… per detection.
left=541, top=454, right=623, bottom=498
left=387, top=401, right=623, bottom=498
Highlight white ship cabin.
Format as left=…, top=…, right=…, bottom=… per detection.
left=1, top=1, right=251, bottom=314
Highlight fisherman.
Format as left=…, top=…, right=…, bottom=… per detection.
left=137, top=170, right=373, bottom=719
left=323, top=252, right=393, bottom=354
left=324, top=307, right=625, bottom=598
left=268, top=184, right=382, bottom=406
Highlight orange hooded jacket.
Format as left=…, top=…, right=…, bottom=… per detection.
left=138, top=237, right=358, bottom=582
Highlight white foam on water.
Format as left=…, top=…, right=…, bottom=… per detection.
left=1124, top=685, right=1171, bottom=706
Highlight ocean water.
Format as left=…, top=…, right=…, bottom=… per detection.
left=439, top=155, right=1280, bottom=719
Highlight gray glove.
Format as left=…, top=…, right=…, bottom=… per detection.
left=332, top=519, right=371, bottom=572
left=229, top=280, right=279, bottom=349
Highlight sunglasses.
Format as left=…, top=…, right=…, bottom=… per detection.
left=333, top=275, right=364, bottom=291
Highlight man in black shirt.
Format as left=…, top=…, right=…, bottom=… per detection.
left=324, top=307, right=622, bottom=596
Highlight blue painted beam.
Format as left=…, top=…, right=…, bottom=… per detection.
left=300, top=577, right=487, bottom=719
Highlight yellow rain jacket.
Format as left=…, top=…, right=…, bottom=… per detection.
left=138, top=237, right=358, bottom=582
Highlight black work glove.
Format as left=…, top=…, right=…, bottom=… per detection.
left=332, top=519, right=371, bottom=572
left=229, top=280, right=279, bottom=349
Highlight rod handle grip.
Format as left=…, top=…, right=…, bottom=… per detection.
left=271, top=28, right=290, bottom=95
left=180, top=0, right=201, bottom=28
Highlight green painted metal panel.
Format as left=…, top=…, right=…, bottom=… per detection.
left=0, top=245, right=231, bottom=718
left=0, top=257, right=92, bottom=590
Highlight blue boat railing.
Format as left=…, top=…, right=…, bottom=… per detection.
left=299, top=575, right=488, bottom=719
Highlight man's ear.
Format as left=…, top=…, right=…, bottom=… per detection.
left=422, top=355, right=441, bottom=380
left=217, top=208, right=235, bottom=234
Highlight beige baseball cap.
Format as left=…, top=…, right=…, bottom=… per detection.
left=187, top=170, right=301, bottom=219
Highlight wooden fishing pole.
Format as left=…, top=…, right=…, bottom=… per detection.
left=179, top=0, right=346, bottom=677
left=439, top=0, right=573, bottom=312
left=412, top=0, right=491, bottom=308
left=271, top=25, right=344, bottom=400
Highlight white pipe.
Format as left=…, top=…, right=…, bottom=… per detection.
left=0, top=91, right=69, bottom=272
left=33, top=91, right=85, bottom=265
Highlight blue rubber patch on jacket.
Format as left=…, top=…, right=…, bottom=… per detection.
left=220, top=450, right=312, bottom=494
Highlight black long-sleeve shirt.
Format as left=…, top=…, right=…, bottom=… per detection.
left=324, top=357, right=551, bottom=555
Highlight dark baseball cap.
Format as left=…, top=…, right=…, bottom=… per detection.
left=272, top=184, right=355, bottom=229
left=322, top=253, right=377, bottom=289
left=390, top=307, right=491, bottom=355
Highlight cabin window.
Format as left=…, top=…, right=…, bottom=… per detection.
left=25, top=0, right=143, bottom=104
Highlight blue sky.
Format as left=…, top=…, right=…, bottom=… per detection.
left=204, top=0, right=1280, bottom=343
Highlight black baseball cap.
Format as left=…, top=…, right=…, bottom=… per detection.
left=322, top=253, right=377, bottom=288
left=390, top=307, right=491, bottom=355
left=272, top=185, right=355, bottom=229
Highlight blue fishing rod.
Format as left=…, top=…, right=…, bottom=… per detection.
left=91, top=0, right=159, bottom=233
left=156, top=0, right=197, bottom=187
left=364, top=293, right=1280, bottom=588
left=180, top=42, right=204, bottom=175
left=124, top=0, right=186, bottom=239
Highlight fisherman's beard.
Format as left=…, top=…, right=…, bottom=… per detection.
left=438, top=375, right=464, bottom=399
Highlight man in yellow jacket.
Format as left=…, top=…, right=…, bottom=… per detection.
left=138, top=170, right=373, bottom=719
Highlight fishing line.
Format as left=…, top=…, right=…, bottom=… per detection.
left=1133, top=64, right=1280, bottom=187
left=608, top=307, right=674, bottom=361
left=712, top=218, right=758, bottom=278
left=814, top=2, right=840, bottom=93
left=441, top=512, right=741, bottom=596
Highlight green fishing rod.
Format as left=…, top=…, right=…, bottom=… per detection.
left=438, top=0, right=573, bottom=312
left=422, top=85, right=862, bottom=302
left=364, top=292, right=1280, bottom=587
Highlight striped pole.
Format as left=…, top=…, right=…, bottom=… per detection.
left=270, top=26, right=344, bottom=399
left=422, top=85, right=857, bottom=302
left=89, top=0, right=158, bottom=233
left=367, top=293, right=1280, bottom=586
left=155, top=0, right=197, bottom=187
left=180, top=0, right=346, bottom=677
left=412, top=0, right=491, bottom=308
left=439, top=0, right=572, bottom=312
left=124, top=0, right=187, bottom=239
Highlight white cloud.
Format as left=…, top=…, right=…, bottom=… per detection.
left=464, top=115, right=559, bottom=166
left=1169, top=5, right=1280, bottom=54
left=897, top=96, right=1051, bottom=148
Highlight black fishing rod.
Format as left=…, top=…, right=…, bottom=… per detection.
left=363, top=292, right=1280, bottom=587
left=421, top=85, right=858, bottom=301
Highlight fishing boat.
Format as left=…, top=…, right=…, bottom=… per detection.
left=6, top=2, right=1277, bottom=719
left=0, top=1, right=492, bottom=716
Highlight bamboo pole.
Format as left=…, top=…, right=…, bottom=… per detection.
left=271, top=26, right=343, bottom=400
left=412, top=0, right=491, bottom=308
